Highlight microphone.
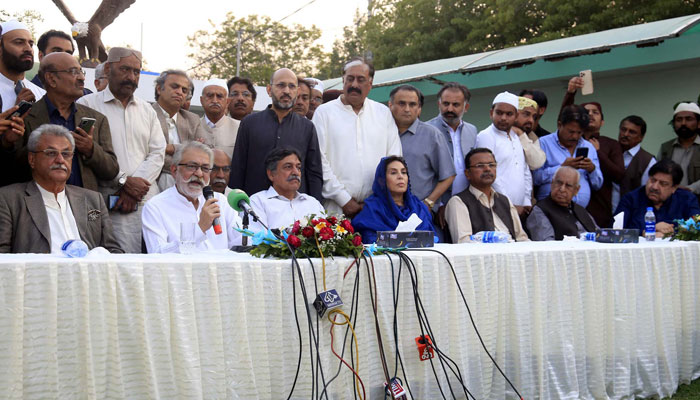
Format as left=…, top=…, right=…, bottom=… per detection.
left=227, top=189, right=260, bottom=220
left=202, top=186, right=222, bottom=235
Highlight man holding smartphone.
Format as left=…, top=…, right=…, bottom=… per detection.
left=20, top=52, right=118, bottom=191
left=533, top=105, right=603, bottom=208
left=0, top=20, right=45, bottom=113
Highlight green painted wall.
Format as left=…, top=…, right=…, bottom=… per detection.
left=367, top=30, right=700, bottom=158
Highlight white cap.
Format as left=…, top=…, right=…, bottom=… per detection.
left=203, top=78, right=229, bottom=93
left=308, top=78, right=324, bottom=93
left=674, top=102, right=700, bottom=115
left=492, top=91, right=519, bottom=110
left=0, top=20, right=30, bottom=36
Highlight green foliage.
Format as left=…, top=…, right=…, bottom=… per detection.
left=666, top=215, right=700, bottom=241
left=335, top=0, right=700, bottom=71
left=188, top=14, right=327, bottom=85
left=0, top=9, right=44, bottom=36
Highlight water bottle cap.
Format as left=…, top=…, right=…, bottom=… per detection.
left=61, top=239, right=76, bottom=251
left=646, top=207, right=653, bottom=211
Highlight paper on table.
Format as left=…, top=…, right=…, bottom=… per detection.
left=395, top=213, right=423, bottom=232
left=613, top=212, right=624, bottom=229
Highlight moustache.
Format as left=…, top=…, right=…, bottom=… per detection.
left=119, top=80, right=136, bottom=89
left=480, top=172, right=494, bottom=180
left=234, top=101, right=247, bottom=107
left=443, top=112, right=457, bottom=119
left=347, top=87, right=361, bottom=94
left=186, top=175, right=205, bottom=186
left=50, top=164, right=68, bottom=171
left=287, top=174, right=301, bottom=182
left=212, top=178, right=227, bottom=185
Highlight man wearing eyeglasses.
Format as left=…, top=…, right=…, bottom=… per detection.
left=199, top=78, right=240, bottom=159
left=527, top=166, right=597, bottom=241
left=211, top=149, right=232, bottom=195
left=142, top=141, right=242, bottom=253
left=229, top=68, right=323, bottom=201
left=445, top=147, right=529, bottom=243
left=18, top=52, right=119, bottom=192
left=227, top=76, right=256, bottom=121
left=77, top=47, right=166, bottom=253
left=0, top=124, right=123, bottom=253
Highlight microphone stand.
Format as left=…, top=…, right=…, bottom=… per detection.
left=242, top=212, right=249, bottom=246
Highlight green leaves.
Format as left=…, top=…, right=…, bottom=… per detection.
left=188, top=14, right=326, bottom=84
left=335, top=0, right=700, bottom=71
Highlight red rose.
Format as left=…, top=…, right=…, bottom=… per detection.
left=302, top=227, right=314, bottom=238
left=287, top=235, right=302, bottom=248
left=340, top=219, right=354, bottom=234
left=311, top=219, right=319, bottom=225
left=352, top=235, right=363, bottom=247
left=291, top=220, right=301, bottom=235
left=319, top=227, right=334, bottom=241
left=327, top=216, right=338, bottom=225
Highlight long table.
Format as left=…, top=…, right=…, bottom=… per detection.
left=1, top=241, right=699, bottom=399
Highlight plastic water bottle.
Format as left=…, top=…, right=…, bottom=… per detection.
left=644, top=207, right=656, bottom=241
left=61, top=239, right=88, bottom=258
left=470, top=231, right=511, bottom=243
left=580, top=232, right=597, bottom=241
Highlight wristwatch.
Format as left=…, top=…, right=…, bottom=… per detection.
left=424, top=198, right=435, bottom=209
left=117, top=172, right=127, bottom=187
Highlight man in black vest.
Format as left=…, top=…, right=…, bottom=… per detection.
left=444, top=147, right=529, bottom=242
left=611, top=115, right=656, bottom=213
left=527, top=166, right=598, bottom=240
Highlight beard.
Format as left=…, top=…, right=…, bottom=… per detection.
left=272, top=93, right=295, bottom=110
left=674, top=125, right=698, bottom=140
left=1, top=44, right=33, bottom=73
left=176, top=173, right=207, bottom=199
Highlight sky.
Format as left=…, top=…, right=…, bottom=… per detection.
left=6, top=0, right=368, bottom=73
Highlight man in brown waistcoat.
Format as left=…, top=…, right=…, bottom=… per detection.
left=444, top=147, right=529, bottom=242
left=527, top=166, right=598, bottom=240
left=611, top=115, right=656, bottom=213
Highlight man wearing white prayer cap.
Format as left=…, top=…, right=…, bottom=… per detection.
left=306, top=77, right=324, bottom=119
left=475, top=91, right=533, bottom=217
left=199, top=78, right=240, bottom=159
left=657, top=102, right=700, bottom=195
left=0, top=20, right=46, bottom=113
left=77, top=46, right=166, bottom=253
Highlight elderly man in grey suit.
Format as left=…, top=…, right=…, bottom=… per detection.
left=425, top=82, right=478, bottom=232
left=152, top=69, right=208, bottom=191
left=0, top=124, right=123, bottom=253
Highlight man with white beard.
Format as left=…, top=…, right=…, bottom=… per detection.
left=141, top=141, right=241, bottom=253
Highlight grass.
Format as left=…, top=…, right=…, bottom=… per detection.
left=662, top=378, right=700, bottom=399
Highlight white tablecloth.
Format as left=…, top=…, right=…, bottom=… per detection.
left=0, top=241, right=699, bottom=399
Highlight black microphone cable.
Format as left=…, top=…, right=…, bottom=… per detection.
left=399, top=251, right=475, bottom=400
left=385, top=253, right=414, bottom=400
left=403, top=248, right=524, bottom=400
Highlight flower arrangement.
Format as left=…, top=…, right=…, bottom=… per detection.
left=242, top=215, right=364, bottom=259
left=667, top=214, right=700, bottom=241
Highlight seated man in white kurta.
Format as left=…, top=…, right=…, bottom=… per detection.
left=249, top=147, right=325, bottom=232
left=142, top=141, right=241, bottom=253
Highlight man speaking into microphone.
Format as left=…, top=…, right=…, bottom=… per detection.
left=142, top=141, right=242, bottom=253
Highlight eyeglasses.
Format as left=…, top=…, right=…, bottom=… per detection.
left=31, top=149, right=74, bottom=159
left=211, top=165, right=231, bottom=173
left=178, top=163, right=211, bottom=174
left=274, top=82, right=297, bottom=91
left=229, top=91, right=252, bottom=98
left=468, top=162, right=497, bottom=169
left=49, top=68, right=85, bottom=77
left=311, top=96, right=323, bottom=104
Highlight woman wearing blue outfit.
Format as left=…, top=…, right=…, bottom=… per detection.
left=352, top=156, right=437, bottom=243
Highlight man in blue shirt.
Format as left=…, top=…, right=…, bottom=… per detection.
left=615, top=159, right=700, bottom=236
left=533, top=104, right=603, bottom=207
